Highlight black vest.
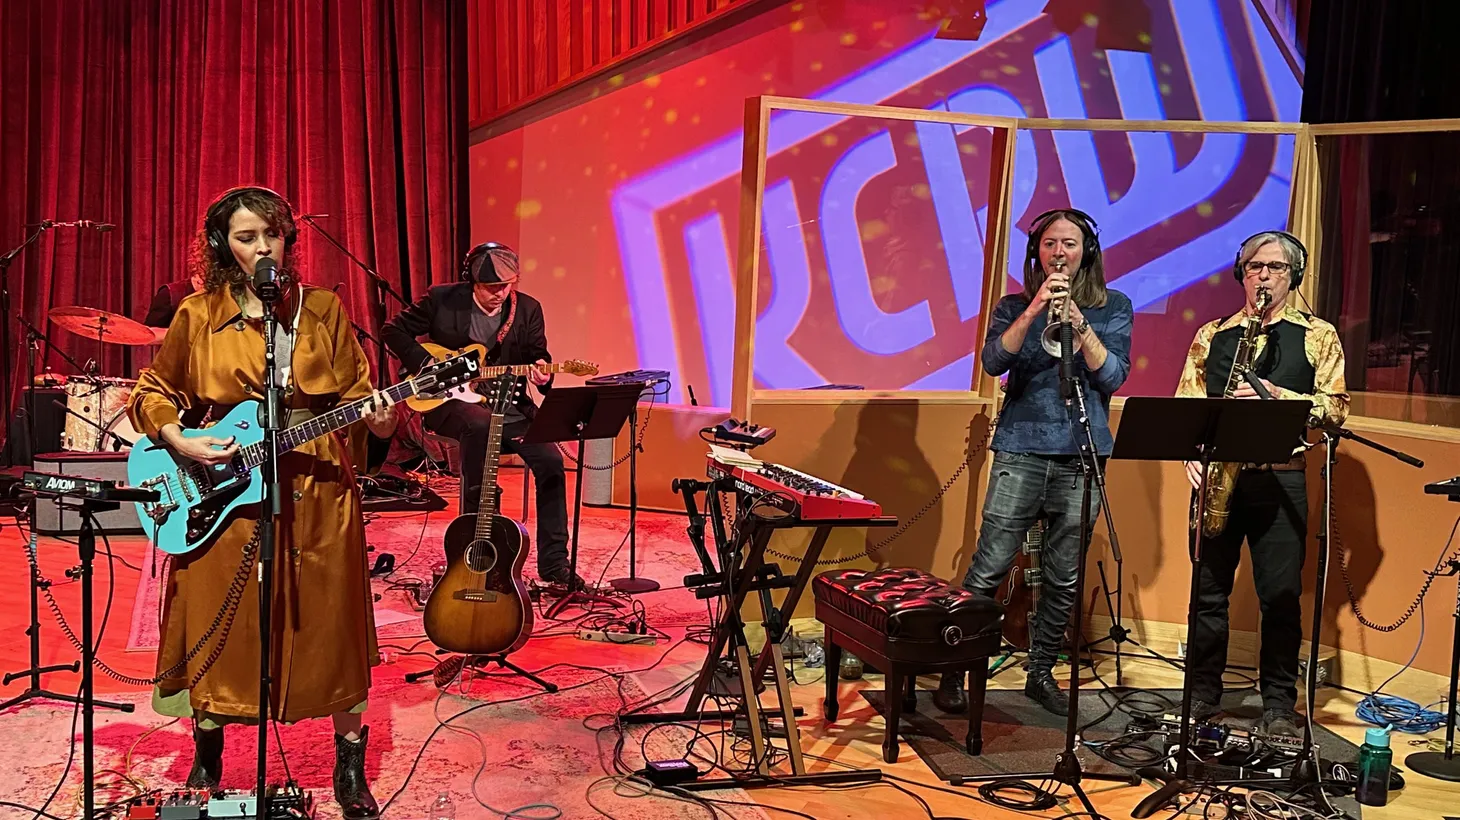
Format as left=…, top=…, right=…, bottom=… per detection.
left=1204, top=318, right=1316, bottom=398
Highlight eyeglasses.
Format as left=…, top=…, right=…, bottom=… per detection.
left=1243, top=260, right=1291, bottom=276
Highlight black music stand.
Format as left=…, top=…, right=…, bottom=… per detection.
left=1112, top=397, right=1312, bottom=814
left=522, top=384, right=642, bottom=617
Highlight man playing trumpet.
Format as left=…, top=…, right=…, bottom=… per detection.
left=1175, top=231, right=1348, bottom=736
left=937, top=209, right=1133, bottom=716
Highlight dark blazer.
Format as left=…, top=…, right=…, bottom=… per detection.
left=381, top=283, right=553, bottom=418
left=143, top=279, right=197, bottom=328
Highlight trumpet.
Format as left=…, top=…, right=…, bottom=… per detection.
left=1040, top=258, right=1080, bottom=357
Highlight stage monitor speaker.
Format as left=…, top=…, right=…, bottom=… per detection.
left=30, top=451, right=143, bottom=535
left=582, top=438, right=614, bottom=506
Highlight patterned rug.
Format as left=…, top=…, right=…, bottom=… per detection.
left=0, top=651, right=769, bottom=819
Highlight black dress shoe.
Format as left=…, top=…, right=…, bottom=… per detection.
left=933, top=671, right=967, bottom=713
left=334, top=727, right=381, bottom=820
left=185, top=725, right=223, bottom=790
left=1190, top=698, right=1222, bottom=723
left=539, top=566, right=586, bottom=590
left=1024, top=673, right=1069, bottom=716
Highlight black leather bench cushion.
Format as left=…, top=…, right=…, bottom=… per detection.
left=813, top=567, right=1003, bottom=643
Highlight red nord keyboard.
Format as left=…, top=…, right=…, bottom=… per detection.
left=705, top=456, right=882, bottom=521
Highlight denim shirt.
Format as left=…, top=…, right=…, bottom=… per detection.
left=982, top=290, right=1134, bottom=456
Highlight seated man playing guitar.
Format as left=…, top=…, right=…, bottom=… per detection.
left=382, top=242, right=579, bottom=589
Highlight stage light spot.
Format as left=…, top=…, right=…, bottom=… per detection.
left=1161, top=63, right=1173, bottom=74
left=1183, top=308, right=1196, bottom=322
left=1000, top=65, right=1019, bottom=75
left=790, top=1, right=803, bottom=10
left=873, top=20, right=886, bottom=30
left=524, top=258, right=539, bottom=273
left=872, top=275, right=897, bottom=296
left=912, top=183, right=930, bottom=200
left=695, top=76, right=707, bottom=87
left=1083, top=13, right=1097, bottom=27
left=1196, top=201, right=1214, bottom=217
left=641, top=128, right=651, bottom=137
left=576, top=304, right=588, bottom=317
left=645, top=75, right=661, bottom=88
left=553, top=266, right=567, bottom=280
left=1207, top=274, right=1223, bottom=286
left=665, top=110, right=678, bottom=124
left=861, top=220, right=890, bottom=241
left=903, top=133, right=920, bottom=147
left=486, top=197, right=496, bottom=207
left=537, top=159, right=547, bottom=171
left=515, top=200, right=542, bottom=219
left=790, top=20, right=804, bottom=32
left=608, top=74, right=625, bottom=87
left=1047, top=184, right=1059, bottom=193
left=1159, top=83, right=1171, bottom=95
left=810, top=61, right=823, bottom=72
left=507, top=158, right=519, bottom=170
left=840, top=32, right=857, bottom=46
left=981, top=69, right=997, bottom=79
left=1137, top=355, right=1149, bottom=370
left=960, top=143, right=975, bottom=154
left=821, top=134, right=837, bottom=147
left=584, top=166, right=593, bottom=176
left=691, top=114, right=701, bottom=125
left=643, top=97, right=654, bottom=109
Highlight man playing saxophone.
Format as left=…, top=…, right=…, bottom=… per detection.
left=1175, top=231, right=1349, bottom=737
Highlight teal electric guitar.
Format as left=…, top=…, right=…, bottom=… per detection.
left=127, top=351, right=480, bottom=555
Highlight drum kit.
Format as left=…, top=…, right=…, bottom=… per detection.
left=38, top=306, right=159, bottom=453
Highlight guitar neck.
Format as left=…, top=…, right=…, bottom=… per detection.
left=478, top=362, right=567, bottom=380
left=240, top=378, right=423, bottom=469
left=476, top=416, right=506, bottom=533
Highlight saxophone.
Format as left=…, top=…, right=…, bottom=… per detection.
left=1194, top=287, right=1272, bottom=538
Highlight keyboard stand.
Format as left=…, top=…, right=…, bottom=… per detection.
left=622, top=474, right=894, bottom=789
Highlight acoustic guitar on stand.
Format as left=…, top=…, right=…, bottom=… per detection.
left=404, top=342, right=598, bottom=413
left=423, top=374, right=534, bottom=656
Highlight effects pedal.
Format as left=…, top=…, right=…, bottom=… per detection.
left=127, top=790, right=210, bottom=820
left=577, top=628, right=657, bottom=645
left=712, top=418, right=775, bottom=447
left=205, top=784, right=313, bottom=818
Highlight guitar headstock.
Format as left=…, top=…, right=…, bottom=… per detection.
left=417, top=350, right=481, bottom=397
left=482, top=373, right=520, bottom=414
left=560, top=359, right=600, bottom=377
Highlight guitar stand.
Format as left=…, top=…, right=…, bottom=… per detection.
left=467, top=654, right=558, bottom=693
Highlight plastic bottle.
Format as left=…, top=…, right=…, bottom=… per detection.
left=431, top=790, right=456, bottom=820
left=1354, top=727, right=1392, bottom=806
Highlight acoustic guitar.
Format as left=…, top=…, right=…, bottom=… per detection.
left=423, top=374, right=534, bottom=656
left=404, top=342, right=598, bottom=413
left=127, top=352, right=480, bottom=555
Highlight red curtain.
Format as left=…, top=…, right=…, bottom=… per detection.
left=0, top=0, right=466, bottom=455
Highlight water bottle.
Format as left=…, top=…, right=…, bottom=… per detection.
left=1355, top=727, right=1392, bottom=806
left=431, top=791, right=456, bottom=820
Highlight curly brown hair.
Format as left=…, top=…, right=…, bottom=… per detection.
left=189, top=187, right=300, bottom=294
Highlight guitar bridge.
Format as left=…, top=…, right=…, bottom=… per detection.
left=138, top=476, right=179, bottom=524
left=452, top=590, right=500, bottom=603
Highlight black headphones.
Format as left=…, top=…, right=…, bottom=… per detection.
left=1231, top=230, right=1307, bottom=286
left=1025, top=208, right=1102, bottom=279
left=461, top=241, right=517, bottom=283
left=204, top=185, right=299, bottom=270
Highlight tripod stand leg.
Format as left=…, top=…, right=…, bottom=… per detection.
left=482, top=655, right=558, bottom=693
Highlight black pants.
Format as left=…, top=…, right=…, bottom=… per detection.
left=423, top=401, right=570, bottom=574
left=1188, top=470, right=1307, bottom=712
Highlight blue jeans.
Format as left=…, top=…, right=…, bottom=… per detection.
left=962, top=451, right=1101, bottom=676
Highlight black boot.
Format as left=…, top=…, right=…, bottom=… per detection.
left=334, top=727, right=380, bottom=820
left=185, top=725, right=223, bottom=790
left=1024, top=672, right=1070, bottom=716
left=933, top=671, right=967, bottom=713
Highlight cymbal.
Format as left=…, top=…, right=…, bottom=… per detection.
left=50, top=306, right=159, bottom=345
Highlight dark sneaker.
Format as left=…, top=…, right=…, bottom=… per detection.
left=934, top=671, right=967, bottom=713
left=1190, top=698, right=1222, bottom=723
left=1024, top=673, right=1069, bottom=716
left=539, top=567, right=586, bottom=590
left=1260, top=708, right=1303, bottom=738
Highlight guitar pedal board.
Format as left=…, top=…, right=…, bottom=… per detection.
left=126, top=786, right=312, bottom=819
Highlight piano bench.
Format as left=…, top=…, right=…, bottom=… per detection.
left=813, top=567, right=1004, bottom=764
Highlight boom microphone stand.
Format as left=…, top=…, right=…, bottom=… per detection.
left=300, top=215, right=408, bottom=378
left=949, top=317, right=1140, bottom=812
left=254, top=258, right=287, bottom=819
left=0, top=224, right=51, bottom=464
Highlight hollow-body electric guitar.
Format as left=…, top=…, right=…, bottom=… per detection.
left=127, top=352, right=481, bottom=555
left=423, top=374, right=533, bottom=656
left=403, top=342, right=598, bottom=413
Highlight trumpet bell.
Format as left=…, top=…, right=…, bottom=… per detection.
left=1041, top=321, right=1082, bottom=357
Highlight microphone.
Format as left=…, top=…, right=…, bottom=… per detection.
left=298, top=213, right=330, bottom=220
left=687, top=385, right=699, bottom=406
left=253, top=257, right=283, bottom=302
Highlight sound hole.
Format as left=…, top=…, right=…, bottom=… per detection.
left=465, top=539, right=498, bottom=574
